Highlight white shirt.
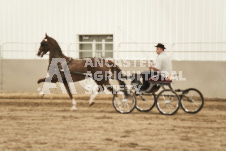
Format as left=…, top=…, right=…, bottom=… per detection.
left=154, top=51, right=172, bottom=76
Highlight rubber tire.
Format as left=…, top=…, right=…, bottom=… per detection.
left=180, top=88, right=204, bottom=113
left=112, top=91, right=136, bottom=114
left=135, top=93, right=156, bottom=112
left=156, top=89, right=180, bottom=115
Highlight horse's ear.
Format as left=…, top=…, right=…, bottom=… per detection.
left=45, top=33, right=49, bottom=38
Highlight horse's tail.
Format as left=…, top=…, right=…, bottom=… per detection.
left=107, top=60, right=129, bottom=96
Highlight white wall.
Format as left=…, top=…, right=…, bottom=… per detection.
left=0, top=0, right=226, bottom=60
left=1, top=0, right=226, bottom=43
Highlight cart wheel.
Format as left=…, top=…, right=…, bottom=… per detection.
left=180, top=88, right=204, bottom=113
left=112, top=91, right=136, bottom=114
left=135, top=93, right=156, bottom=112
left=156, top=89, right=180, bottom=115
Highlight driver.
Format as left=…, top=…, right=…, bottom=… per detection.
left=139, top=43, right=172, bottom=91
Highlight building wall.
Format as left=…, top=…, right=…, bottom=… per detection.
left=0, top=0, right=225, bottom=97
left=1, top=59, right=226, bottom=99
left=1, top=0, right=225, bottom=47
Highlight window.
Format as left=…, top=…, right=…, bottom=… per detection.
left=78, top=35, right=113, bottom=59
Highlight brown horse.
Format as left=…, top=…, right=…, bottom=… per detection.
left=37, top=34, right=128, bottom=110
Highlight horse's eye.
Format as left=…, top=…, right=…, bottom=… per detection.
left=41, top=42, right=47, bottom=46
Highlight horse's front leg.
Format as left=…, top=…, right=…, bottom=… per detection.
left=62, top=79, right=77, bottom=111
left=37, top=78, right=46, bottom=98
left=37, top=77, right=58, bottom=98
left=37, top=78, right=46, bottom=84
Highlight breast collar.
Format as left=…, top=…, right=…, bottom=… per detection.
left=66, top=57, right=73, bottom=65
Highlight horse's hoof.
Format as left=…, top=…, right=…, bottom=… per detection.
left=89, top=102, right=95, bottom=106
left=71, top=107, right=77, bottom=111
left=39, top=91, right=44, bottom=99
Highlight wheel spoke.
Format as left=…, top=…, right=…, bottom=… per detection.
left=166, top=104, right=173, bottom=113
left=113, top=91, right=136, bottom=114
left=135, top=93, right=155, bottom=112
left=180, top=88, right=204, bottom=113
left=156, top=89, right=179, bottom=115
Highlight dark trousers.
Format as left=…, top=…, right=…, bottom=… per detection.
left=141, top=71, right=158, bottom=90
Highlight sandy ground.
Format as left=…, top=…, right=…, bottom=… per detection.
left=0, top=94, right=226, bottom=151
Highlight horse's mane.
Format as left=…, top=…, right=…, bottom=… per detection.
left=47, top=37, right=62, bottom=52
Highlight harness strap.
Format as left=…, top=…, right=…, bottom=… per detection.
left=67, top=57, right=72, bottom=65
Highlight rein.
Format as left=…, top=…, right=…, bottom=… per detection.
left=60, top=58, right=131, bottom=80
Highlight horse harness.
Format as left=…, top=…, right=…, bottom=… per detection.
left=61, top=58, right=127, bottom=80
left=61, top=57, right=91, bottom=77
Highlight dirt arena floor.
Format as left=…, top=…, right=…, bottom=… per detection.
left=0, top=93, right=225, bottom=151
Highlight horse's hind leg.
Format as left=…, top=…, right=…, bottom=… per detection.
left=103, top=80, right=130, bottom=105
left=63, top=80, right=77, bottom=111
left=102, top=80, right=116, bottom=95
left=89, top=83, right=104, bottom=106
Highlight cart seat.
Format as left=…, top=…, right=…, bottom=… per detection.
left=149, top=76, right=172, bottom=83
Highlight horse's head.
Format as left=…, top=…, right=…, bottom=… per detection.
left=37, top=33, right=50, bottom=57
